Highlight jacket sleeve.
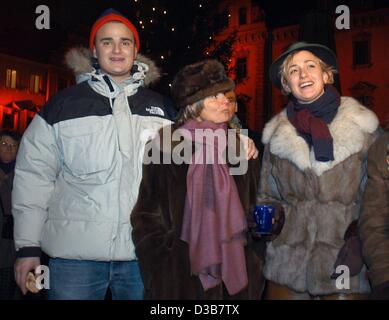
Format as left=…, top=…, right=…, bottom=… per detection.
left=360, top=133, right=389, bottom=287
left=12, top=114, right=61, bottom=256
left=131, top=154, right=173, bottom=288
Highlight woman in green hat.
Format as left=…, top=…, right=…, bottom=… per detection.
left=257, top=42, right=380, bottom=299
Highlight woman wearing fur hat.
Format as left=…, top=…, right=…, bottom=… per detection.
left=359, top=129, right=389, bottom=300
left=131, top=60, right=265, bottom=299
left=257, top=42, right=380, bottom=299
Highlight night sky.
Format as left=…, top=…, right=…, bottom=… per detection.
left=0, top=0, right=388, bottom=64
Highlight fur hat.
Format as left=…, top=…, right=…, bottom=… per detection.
left=171, top=60, right=235, bottom=108
left=89, top=8, right=140, bottom=51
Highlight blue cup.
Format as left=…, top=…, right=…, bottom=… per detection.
left=253, top=205, right=275, bottom=235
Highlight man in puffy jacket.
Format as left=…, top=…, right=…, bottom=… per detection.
left=12, top=8, right=176, bottom=300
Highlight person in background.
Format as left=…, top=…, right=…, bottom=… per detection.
left=257, top=41, right=379, bottom=299
left=131, top=60, right=265, bottom=299
left=0, top=130, right=20, bottom=300
left=360, top=128, right=389, bottom=300
left=12, top=8, right=176, bottom=300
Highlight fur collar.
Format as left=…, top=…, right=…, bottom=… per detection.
left=262, top=97, right=379, bottom=176
left=64, top=47, right=161, bottom=86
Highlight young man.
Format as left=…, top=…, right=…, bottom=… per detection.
left=12, top=9, right=176, bottom=300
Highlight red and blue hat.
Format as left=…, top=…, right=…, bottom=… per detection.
left=89, top=8, right=140, bottom=51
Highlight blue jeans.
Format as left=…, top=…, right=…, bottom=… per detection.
left=47, top=258, right=144, bottom=300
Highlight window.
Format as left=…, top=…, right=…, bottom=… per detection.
left=236, top=57, right=247, bottom=81
left=6, top=69, right=17, bottom=89
left=239, top=7, right=247, bottom=26
left=353, top=40, right=370, bottom=66
left=350, top=81, right=377, bottom=109
left=29, top=74, right=41, bottom=93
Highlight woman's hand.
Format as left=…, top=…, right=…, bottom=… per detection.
left=239, top=134, right=259, bottom=160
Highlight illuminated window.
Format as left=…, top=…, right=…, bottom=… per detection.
left=30, top=74, right=41, bottom=93
left=6, top=69, right=17, bottom=89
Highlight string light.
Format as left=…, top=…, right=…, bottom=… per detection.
left=163, top=10, right=167, bottom=14
left=161, top=55, right=165, bottom=59
left=171, top=27, right=175, bottom=31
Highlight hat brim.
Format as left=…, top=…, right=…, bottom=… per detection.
left=179, top=79, right=235, bottom=108
left=269, top=43, right=338, bottom=90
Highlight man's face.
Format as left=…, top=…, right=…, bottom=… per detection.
left=93, top=21, right=138, bottom=83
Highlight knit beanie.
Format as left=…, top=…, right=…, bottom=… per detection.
left=89, top=8, right=140, bottom=51
left=171, top=60, right=235, bottom=108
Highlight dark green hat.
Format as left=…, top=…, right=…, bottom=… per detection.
left=269, top=41, right=338, bottom=89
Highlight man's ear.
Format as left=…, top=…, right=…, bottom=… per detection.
left=93, top=46, right=97, bottom=59
left=134, top=46, right=138, bottom=59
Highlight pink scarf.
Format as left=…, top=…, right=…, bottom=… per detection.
left=179, top=119, right=248, bottom=295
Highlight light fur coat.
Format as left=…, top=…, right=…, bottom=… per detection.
left=257, top=97, right=379, bottom=295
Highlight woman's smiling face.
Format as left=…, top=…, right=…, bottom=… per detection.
left=284, top=50, right=329, bottom=103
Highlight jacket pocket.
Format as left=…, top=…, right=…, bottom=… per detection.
left=59, top=117, right=115, bottom=176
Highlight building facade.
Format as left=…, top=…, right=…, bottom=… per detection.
left=216, top=0, right=389, bottom=132
left=0, top=52, right=74, bottom=132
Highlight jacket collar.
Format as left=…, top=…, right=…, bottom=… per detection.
left=262, top=97, right=379, bottom=176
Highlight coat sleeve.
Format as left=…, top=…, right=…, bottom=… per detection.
left=12, top=114, right=61, bottom=256
left=131, top=155, right=174, bottom=288
left=360, top=133, right=389, bottom=287
left=256, top=143, right=282, bottom=203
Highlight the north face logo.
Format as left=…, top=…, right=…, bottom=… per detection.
left=146, top=106, right=165, bottom=116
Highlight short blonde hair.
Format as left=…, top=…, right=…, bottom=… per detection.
left=279, top=51, right=337, bottom=95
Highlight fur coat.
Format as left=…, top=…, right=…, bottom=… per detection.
left=131, top=125, right=266, bottom=299
left=360, top=129, right=389, bottom=288
left=257, top=97, right=379, bottom=295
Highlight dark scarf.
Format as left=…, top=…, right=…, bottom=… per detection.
left=0, top=160, right=15, bottom=175
left=179, top=119, right=248, bottom=295
left=287, top=84, right=340, bottom=162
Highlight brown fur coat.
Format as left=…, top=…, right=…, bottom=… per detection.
left=257, top=97, right=379, bottom=295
